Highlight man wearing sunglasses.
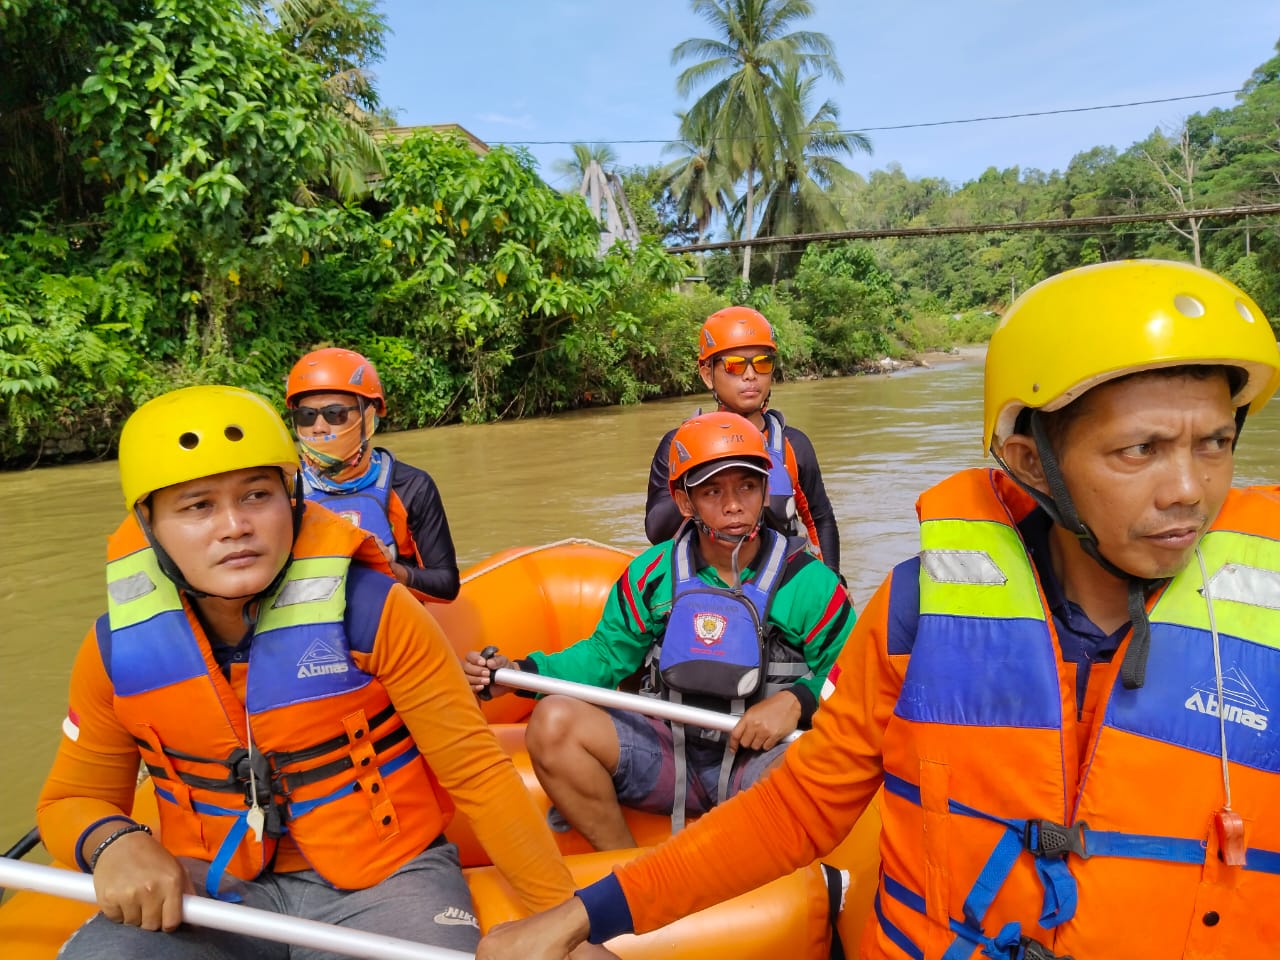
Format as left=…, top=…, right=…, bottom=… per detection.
left=644, top=306, right=841, bottom=575
left=286, top=347, right=460, bottom=602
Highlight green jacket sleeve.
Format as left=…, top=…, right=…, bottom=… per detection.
left=767, top=557, right=856, bottom=706
left=526, top=543, right=671, bottom=690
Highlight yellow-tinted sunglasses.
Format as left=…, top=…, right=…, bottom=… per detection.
left=718, top=354, right=776, bottom=376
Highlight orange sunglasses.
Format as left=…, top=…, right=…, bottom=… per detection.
left=717, top=354, right=776, bottom=376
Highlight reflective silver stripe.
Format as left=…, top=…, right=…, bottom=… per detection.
left=1204, top=563, right=1280, bottom=611
left=767, top=424, right=784, bottom=453
left=764, top=410, right=787, bottom=453
left=375, top=451, right=394, bottom=492
left=919, top=549, right=1007, bottom=586
left=765, top=679, right=808, bottom=697
left=271, top=576, right=343, bottom=608
left=768, top=662, right=811, bottom=678
left=756, top=535, right=787, bottom=592
left=675, top=537, right=693, bottom=581
left=107, top=570, right=157, bottom=605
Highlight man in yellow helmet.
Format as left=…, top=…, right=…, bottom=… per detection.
left=35, top=386, right=587, bottom=958
left=475, top=260, right=1280, bottom=960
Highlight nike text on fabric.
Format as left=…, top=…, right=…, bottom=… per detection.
left=433, top=906, right=478, bottom=928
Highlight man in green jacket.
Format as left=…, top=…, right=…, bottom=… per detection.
left=465, top=411, right=853, bottom=850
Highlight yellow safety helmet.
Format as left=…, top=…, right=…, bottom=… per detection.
left=119, top=385, right=300, bottom=508
left=984, top=259, right=1280, bottom=452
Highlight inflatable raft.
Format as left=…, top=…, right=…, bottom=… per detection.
left=0, top=539, right=881, bottom=959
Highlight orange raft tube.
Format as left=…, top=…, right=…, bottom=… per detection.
left=0, top=540, right=881, bottom=959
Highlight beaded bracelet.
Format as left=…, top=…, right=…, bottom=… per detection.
left=87, top=822, right=152, bottom=873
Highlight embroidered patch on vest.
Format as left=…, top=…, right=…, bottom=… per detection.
left=107, top=570, right=157, bottom=605
left=272, top=576, right=343, bottom=608
left=920, top=549, right=1007, bottom=586
left=694, top=612, right=728, bottom=645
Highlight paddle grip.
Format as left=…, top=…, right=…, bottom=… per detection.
left=477, top=645, right=500, bottom=700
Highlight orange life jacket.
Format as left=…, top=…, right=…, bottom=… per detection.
left=100, top=507, right=453, bottom=897
left=873, top=468, right=1280, bottom=959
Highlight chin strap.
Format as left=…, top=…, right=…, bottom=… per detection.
left=689, top=512, right=761, bottom=546
left=994, top=412, right=1163, bottom=690
left=687, top=500, right=763, bottom=592
left=1122, top=579, right=1153, bottom=690
left=689, top=514, right=755, bottom=590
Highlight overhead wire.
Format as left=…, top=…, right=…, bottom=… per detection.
left=510, top=85, right=1270, bottom=253
left=489, top=89, right=1244, bottom=148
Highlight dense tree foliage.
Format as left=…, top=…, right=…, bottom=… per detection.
left=0, top=0, right=687, bottom=464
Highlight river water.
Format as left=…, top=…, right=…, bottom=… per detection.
left=3, top=351, right=1278, bottom=855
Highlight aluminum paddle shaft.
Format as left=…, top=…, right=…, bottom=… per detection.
left=490, top=667, right=802, bottom=744
left=0, top=859, right=472, bottom=960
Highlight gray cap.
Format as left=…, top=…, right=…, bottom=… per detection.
left=684, top=457, right=770, bottom=487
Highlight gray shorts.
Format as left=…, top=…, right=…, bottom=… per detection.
left=57, top=841, right=478, bottom=960
left=609, top=708, right=788, bottom=816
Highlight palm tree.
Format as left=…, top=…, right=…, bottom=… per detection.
left=661, top=111, right=736, bottom=250
left=256, top=0, right=389, bottom=201
left=754, top=68, right=870, bottom=277
left=672, top=0, right=842, bottom=280
left=553, top=142, right=620, bottom=188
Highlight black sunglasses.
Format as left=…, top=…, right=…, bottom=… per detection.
left=290, top=403, right=360, bottom=428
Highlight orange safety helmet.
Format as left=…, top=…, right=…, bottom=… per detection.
left=698, top=306, right=777, bottom=362
left=668, top=411, right=772, bottom=496
left=286, top=348, right=386, bottom=415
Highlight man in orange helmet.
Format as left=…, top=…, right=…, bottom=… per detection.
left=286, top=347, right=459, bottom=601
left=465, top=412, right=853, bottom=850
left=644, top=306, right=841, bottom=575
left=476, top=260, right=1280, bottom=960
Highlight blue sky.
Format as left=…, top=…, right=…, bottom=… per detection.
left=372, top=1, right=1280, bottom=192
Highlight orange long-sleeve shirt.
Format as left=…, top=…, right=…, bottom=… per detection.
left=38, top=564, right=575, bottom=914
left=585, top=531, right=1151, bottom=940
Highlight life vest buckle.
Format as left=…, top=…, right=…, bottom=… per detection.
left=1023, top=819, right=1090, bottom=860
left=229, top=749, right=288, bottom=837
left=1017, top=936, right=1075, bottom=960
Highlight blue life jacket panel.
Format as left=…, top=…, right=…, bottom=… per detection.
left=762, top=410, right=799, bottom=536
left=658, top=528, right=789, bottom=701
left=302, top=450, right=396, bottom=553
